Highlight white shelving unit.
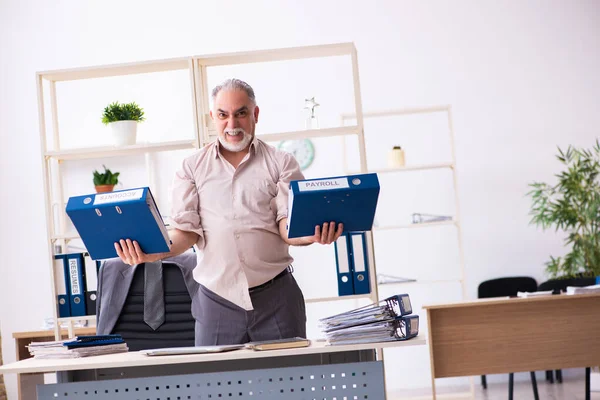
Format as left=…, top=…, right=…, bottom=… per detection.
left=340, top=105, right=467, bottom=299
left=36, top=42, right=383, bottom=339
left=341, top=105, right=469, bottom=397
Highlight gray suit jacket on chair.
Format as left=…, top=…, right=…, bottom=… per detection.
left=96, top=251, right=200, bottom=335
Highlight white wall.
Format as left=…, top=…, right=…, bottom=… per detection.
left=1, top=0, right=600, bottom=398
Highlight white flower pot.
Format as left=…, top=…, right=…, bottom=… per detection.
left=110, top=120, right=138, bottom=146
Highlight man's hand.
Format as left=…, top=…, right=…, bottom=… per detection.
left=278, top=218, right=344, bottom=246
left=114, top=239, right=165, bottom=265
left=307, top=222, right=344, bottom=245
left=114, top=229, right=199, bottom=266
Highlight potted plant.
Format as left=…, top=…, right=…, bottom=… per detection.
left=101, top=101, right=145, bottom=146
left=93, top=165, right=120, bottom=193
left=527, top=140, right=600, bottom=278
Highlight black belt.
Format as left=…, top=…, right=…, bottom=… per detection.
left=249, top=266, right=292, bottom=293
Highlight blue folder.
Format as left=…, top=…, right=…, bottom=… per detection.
left=66, top=187, right=170, bottom=260
left=287, top=173, right=380, bottom=239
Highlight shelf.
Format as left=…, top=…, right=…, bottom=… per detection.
left=38, top=57, right=190, bottom=82
left=208, top=125, right=362, bottom=143
left=378, top=279, right=463, bottom=287
left=305, top=293, right=373, bottom=304
left=57, top=315, right=96, bottom=322
left=44, top=139, right=198, bottom=161
left=196, top=42, right=355, bottom=67
left=374, top=220, right=457, bottom=231
left=368, top=162, right=454, bottom=174
left=340, top=105, right=450, bottom=120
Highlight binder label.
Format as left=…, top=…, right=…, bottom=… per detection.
left=69, top=258, right=82, bottom=295
left=94, top=189, right=144, bottom=205
left=298, top=178, right=349, bottom=192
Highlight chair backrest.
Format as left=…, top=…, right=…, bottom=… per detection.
left=538, top=276, right=597, bottom=294
left=478, top=276, right=538, bottom=298
left=111, top=263, right=195, bottom=351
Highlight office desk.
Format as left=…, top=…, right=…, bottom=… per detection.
left=1, top=338, right=425, bottom=399
left=424, top=293, right=600, bottom=399
left=12, top=328, right=96, bottom=400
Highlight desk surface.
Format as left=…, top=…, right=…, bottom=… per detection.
left=423, top=291, right=600, bottom=309
left=0, top=338, right=426, bottom=375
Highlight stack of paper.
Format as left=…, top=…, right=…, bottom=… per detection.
left=318, top=294, right=419, bottom=346
left=517, top=290, right=554, bottom=298
left=566, top=284, right=600, bottom=295
left=28, top=334, right=128, bottom=359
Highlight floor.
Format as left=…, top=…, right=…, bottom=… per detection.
left=389, top=375, right=600, bottom=400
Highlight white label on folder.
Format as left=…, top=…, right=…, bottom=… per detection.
left=298, top=178, right=349, bottom=192
left=351, top=234, right=366, bottom=273
left=94, top=189, right=144, bottom=205
left=336, top=236, right=350, bottom=273
left=69, top=258, right=81, bottom=295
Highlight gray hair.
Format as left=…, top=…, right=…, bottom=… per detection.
left=211, top=78, right=256, bottom=105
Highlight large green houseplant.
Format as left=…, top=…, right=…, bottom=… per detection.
left=528, top=140, right=600, bottom=278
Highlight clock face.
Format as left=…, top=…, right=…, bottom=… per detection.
left=278, top=139, right=315, bottom=170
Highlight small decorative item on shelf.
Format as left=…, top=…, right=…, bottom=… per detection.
left=102, top=101, right=145, bottom=146
left=388, top=145, right=406, bottom=168
left=93, top=165, right=120, bottom=193
left=304, top=97, right=320, bottom=130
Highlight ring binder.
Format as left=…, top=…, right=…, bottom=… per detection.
left=318, top=294, right=419, bottom=345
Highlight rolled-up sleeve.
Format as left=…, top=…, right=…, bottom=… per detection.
left=274, top=152, right=305, bottom=223
left=170, top=159, right=205, bottom=249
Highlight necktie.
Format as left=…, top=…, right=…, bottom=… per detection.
left=143, top=261, right=165, bottom=330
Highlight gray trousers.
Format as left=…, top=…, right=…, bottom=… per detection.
left=194, top=270, right=307, bottom=345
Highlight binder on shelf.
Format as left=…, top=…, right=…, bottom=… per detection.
left=349, top=232, right=370, bottom=295
left=287, top=173, right=380, bottom=239
left=66, top=253, right=87, bottom=317
left=66, top=187, right=170, bottom=260
left=83, top=252, right=99, bottom=316
left=334, top=234, right=354, bottom=296
left=53, top=254, right=71, bottom=318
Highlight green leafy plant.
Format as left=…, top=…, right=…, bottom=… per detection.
left=527, top=140, right=600, bottom=278
left=101, top=101, right=145, bottom=125
left=93, top=165, right=120, bottom=186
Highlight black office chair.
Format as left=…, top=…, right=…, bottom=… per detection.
left=538, top=275, right=597, bottom=385
left=478, top=276, right=539, bottom=400
left=110, top=263, right=196, bottom=351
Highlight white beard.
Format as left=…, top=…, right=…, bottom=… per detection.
left=218, top=128, right=253, bottom=152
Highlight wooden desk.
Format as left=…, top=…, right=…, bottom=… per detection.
left=1, top=338, right=426, bottom=400
left=12, top=328, right=96, bottom=400
left=424, top=293, right=600, bottom=399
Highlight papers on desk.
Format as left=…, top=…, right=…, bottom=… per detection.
left=566, top=284, right=600, bottom=295
left=28, top=334, right=128, bottom=359
left=318, top=294, right=419, bottom=345
left=517, top=290, right=554, bottom=298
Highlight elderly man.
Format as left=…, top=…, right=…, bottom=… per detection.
left=115, top=78, right=343, bottom=345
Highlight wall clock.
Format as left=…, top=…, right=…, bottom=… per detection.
left=278, top=139, right=315, bottom=170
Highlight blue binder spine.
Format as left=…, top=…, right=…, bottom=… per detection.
left=349, top=232, right=371, bottom=295
left=66, top=253, right=87, bottom=317
left=83, top=252, right=98, bottom=315
left=53, top=254, right=71, bottom=318
left=334, top=234, right=355, bottom=296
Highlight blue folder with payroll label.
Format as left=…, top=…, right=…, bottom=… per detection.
left=287, top=173, right=380, bottom=239
left=66, top=187, right=170, bottom=260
